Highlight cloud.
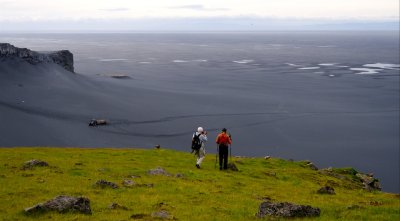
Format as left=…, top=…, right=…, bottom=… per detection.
left=169, top=4, right=229, bottom=11
left=100, top=8, right=130, bottom=12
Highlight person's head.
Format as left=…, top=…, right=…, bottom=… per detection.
left=222, top=128, right=227, bottom=133
left=197, top=127, right=204, bottom=133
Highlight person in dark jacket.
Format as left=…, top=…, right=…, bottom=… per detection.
left=215, top=128, right=232, bottom=170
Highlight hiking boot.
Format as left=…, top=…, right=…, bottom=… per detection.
left=196, top=164, right=200, bottom=169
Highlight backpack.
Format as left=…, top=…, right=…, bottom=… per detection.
left=191, top=133, right=202, bottom=151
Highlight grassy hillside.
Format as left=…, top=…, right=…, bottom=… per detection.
left=0, top=147, right=398, bottom=220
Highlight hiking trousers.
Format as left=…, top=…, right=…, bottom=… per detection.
left=195, top=146, right=206, bottom=165
left=219, top=144, right=229, bottom=169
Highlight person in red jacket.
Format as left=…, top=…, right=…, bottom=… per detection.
left=215, top=128, right=232, bottom=170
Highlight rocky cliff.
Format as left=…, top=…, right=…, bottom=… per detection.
left=0, top=43, right=74, bottom=72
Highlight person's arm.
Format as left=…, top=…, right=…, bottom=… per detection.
left=200, top=134, right=208, bottom=142
left=215, top=134, right=220, bottom=144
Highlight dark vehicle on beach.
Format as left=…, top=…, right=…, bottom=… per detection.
left=89, top=119, right=107, bottom=126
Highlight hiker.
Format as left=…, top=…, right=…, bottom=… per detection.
left=215, top=128, right=232, bottom=170
left=192, top=127, right=208, bottom=169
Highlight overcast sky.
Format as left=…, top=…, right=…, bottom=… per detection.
left=0, top=0, right=399, bottom=31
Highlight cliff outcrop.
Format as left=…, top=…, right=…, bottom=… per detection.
left=0, top=43, right=74, bottom=72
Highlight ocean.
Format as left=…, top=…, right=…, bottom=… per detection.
left=0, top=32, right=399, bottom=192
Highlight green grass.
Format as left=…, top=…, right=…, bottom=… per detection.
left=0, top=147, right=398, bottom=220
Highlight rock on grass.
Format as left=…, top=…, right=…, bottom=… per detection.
left=95, top=180, right=119, bottom=189
left=122, top=179, right=135, bottom=187
left=317, top=186, right=335, bottom=195
left=22, top=159, right=49, bottom=170
left=152, top=210, right=174, bottom=220
left=256, top=201, right=320, bottom=218
left=24, top=195, right=91, bottom=214
left=356, top=173, right=381, bottom=191
left=108, top=202, right=128, bottom=210
left=148, top=167, right=171, bottom=176
left=227, top=163, right=239, bottom=171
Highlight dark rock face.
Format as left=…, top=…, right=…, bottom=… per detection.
left=256, top=201, right=320, bottom=218
left=317, top=186, right=335, bottom=194
left=95, top=180, right=119, bottom=189
left=24, top=195, right=91, bottom=214
left=48, top=50, right=74, bottom=72
left=22, top=159, right=49, bottom=170
left=0, top=43, right=74, bottom=72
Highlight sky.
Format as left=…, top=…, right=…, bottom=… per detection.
left=0, top=0, right=399, bottom=31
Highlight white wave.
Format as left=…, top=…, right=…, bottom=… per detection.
left=350, top=68, right=382, bottom=75
left=193, top=59, right=208, bottom=62
left=363, top=63, right=400, bottom=70
left=172, top=60, right=189, bottom=63
left=329, top=74, right=335, bottom=77
left=336, top=65, right=349, bottom=68
left=285, top=63, right=302, bottom=67
left=298, top=67, right=320, bottom=70
left=138, top=61, right=152, bottom=64
left=319, top=63, right=338, bottom=66
left=233, top=60, right=254, bottom=64
left=317, top=45, right=336, bottom=48
left=99, top=58, right=129, bottom=62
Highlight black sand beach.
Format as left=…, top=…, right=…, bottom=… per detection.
left=0, top=32, right=399, bottom=192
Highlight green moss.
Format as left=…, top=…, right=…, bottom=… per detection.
left=0, top=147, right=398, bottom=221
left=332, top=167, right=359, bottom=176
